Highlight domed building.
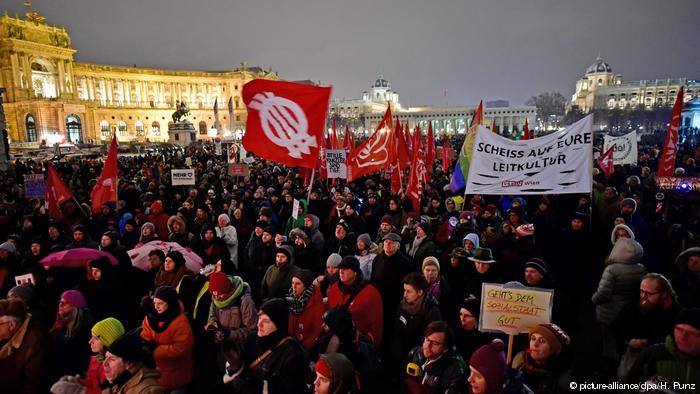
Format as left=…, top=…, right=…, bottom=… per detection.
left=571, top=56, right=699, bottom=113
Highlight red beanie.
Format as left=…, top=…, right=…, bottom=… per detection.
left=469, top=339, right=507, bottom=394
left=315, top=358, right=331, bottom=379
left=208, top=272, right=233, bottom=294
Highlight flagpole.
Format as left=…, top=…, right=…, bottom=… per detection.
left=307, top=167, right=315, bottom=201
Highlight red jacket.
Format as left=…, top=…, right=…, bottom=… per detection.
left=140, top=311, right=194, bottom=390
left=80, top=355, right=105, bottom=394
left=288, top=288, right=325, bottom=350
left=327, top=281, right=383, bottom=347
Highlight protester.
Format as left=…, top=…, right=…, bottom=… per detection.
left=314, top=353, right=358, bottom=394
left=50, top=289, right=94, bottom=379
left=101, top=331, right=163, bottom=393
left=511, top=323, right=572, bottom=393
left=287, top=269, right=324, bottom=350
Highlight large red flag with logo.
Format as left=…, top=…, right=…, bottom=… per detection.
left=46, top=163, right=74, bottom=220
left=426, top=122, right=436, bottom=171
left=599, top=144, right=615, bottom=179
left=657, top=87, right=684, bottom=177
left=242, top=80, right=331, bottom=169
left=347, top=106, right=393, bottom=181
left=91, top=135, right=119, bottom=214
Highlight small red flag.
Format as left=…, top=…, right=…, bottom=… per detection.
left=406, top=147, right=428, bottom=213
left=600, top=144, right=615, bottom=179
left=426, top=122, right=436, bottom=171
left=347, top=106, right=393, bottom=181
left=45, top=163, right=74, bottom=220
left=91, top=135, right=119, bottom=214
left=242, top=80, right=331, bottom=169
left=343, top=126, right=352, bottom=152
left=491, top=118, right=497, bottom=133
left=657, top=87, right=684, bottom=177
left=442, top=139, right=452, bottom=170
left=521, top=118, right=531, bottom=140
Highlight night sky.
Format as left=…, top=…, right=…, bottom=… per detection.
left=4, top=0, right=700, bottom=107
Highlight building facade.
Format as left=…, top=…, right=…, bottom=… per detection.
left=0, top=11, right=277, bottom=147
left=330, top=75, right=536, bottom=137
left=571, top=56, right=699, bottom=113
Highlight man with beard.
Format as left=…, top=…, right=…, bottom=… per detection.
left=614, top=273, right=680, bottom=380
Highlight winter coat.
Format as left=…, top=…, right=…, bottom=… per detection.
left=140, top=310, right=195, bottom=390
left=355, top=243, right=378, bottom=280
left=305, top=214, right=326, bottom=254
left=371, top=251, right=414, bottom=337
left=208, top=279, right=258, bottom=363
left=327, top=280, right=384, bottom=347
left=511, top=351, right=571, bottom=394
left=166, top=216, right=195, bottom=248
left=592, top=239, right=647, bottom=324
left=82, top=355, right=106, bottom=394
left=288, top=287, right=325, bottom=350
left=51, top=308, right=94, bottom=379
left=326, top=232, right=357, bottom=257
left=100, top=366, right=164, bottom=394
left=391, top=295, right=442, bottom=368
left=403, top=346, right=467, bottom=394
left=0, top=315, right=52, bottom=394
left=216, top=225, right=239, bottom=268
left=261, top=262, right=302, bottom=300
left=407, top=235, right=437, bottom=269
left=627, top=335, right=700, bottom=392
left=614, top=302, right=680, bottom=355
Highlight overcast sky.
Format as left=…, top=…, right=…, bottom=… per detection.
left=6, top=0, right=700, bottom=107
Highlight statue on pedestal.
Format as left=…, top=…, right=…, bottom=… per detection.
left=172, top=100, right=190, bottom=124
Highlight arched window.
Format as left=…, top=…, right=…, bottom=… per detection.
left=151, top=121, right=160, bottom=136
left=30, top=59, right=58, bottom=98
left=25, top=114, right=37, bottom=142
left=199, top=121, right=207, bottom=135
left=135, top=121, right=144, bottom=136
left=66, top=114, right=82, bottom=144
left=100, top=120, right=110, bottom=138
left=118, top=121, right=127, bottom=136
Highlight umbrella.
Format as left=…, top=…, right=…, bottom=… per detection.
left=40, top=248, right=118, bottom=268
left=128, top=240, right=203, bottom=273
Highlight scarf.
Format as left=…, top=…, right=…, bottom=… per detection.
left=288, top=284, right=315, bottom=315
left=409, top=235, right=425, bottom=258
left=212, top=276, right=245, bottom=309
left=146, top=302, right=180, bottom=333
left=428, top=280, right=441, bottom=300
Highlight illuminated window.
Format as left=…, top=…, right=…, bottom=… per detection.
left=25, top=114, right=37, bottom=142
left=151, top=121, right=160, bottom=136
left=135, top=121, right=144, bottom=136
left=100, top=120, right=110, bottom=138
left=118, top=121, right=127, bottom=136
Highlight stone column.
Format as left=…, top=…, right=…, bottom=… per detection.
left=57, top=60, right=66, bottom=94
left=21, top=55, right=32, bottom=96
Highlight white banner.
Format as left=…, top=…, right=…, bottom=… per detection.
left=465, top=115, right=593, bottom=195
left=326, top=149, right=347, bottom=179
left=603, top=131, right=638, bottom=165
left=171, top=169, right=196, bottom=186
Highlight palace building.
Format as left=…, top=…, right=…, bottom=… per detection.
left=0, top=11, right=277, bottom=147
left=570, top=56, right=699, bottom=113
left=330, top=74, right=536, bottom=136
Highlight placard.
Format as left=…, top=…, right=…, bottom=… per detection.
left=15, top=273, right=36, bottom=286
left=171, top=169, right=195, bottom=185
left=479, top=282, right=553, bottom=335
left=603, top=131, right=638, bottom=165
left=24, top=174, right=46, bottom=200
left=228, top=163, right=249, bottom=177
left=292, top=198, right=300, bottom=220
left=326, top=149, right=347, bottom=179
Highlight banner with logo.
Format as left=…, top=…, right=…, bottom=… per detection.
left=171, top=169, right=195, bottom=185
left=325, top=149, right=347, bottom=179
left=24, top=174, right=46, bottom=200
left=479, top=283, right=553, bottom=335
left=465, top=115, right=593, bottom=195
left=603, top=131, right=637, bottom=165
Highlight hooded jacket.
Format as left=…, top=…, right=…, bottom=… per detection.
left=167, top=215, right=194, bottom=247
left=261, top=247, right=301, bottom=300
left=304, top=214, right=326, bottom=254
left=627, top=335, right=700, bottom=392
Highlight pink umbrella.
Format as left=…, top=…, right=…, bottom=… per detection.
left=40, top=248, right=118, bottom=268
left=128, top=241, right=203, bottom=273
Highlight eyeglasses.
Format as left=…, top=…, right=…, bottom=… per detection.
left=423, top=337, right=444, bottom=348
left=640, top=289, right=660, bottom=298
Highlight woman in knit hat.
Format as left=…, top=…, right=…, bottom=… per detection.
left=314, top=353, right=358, bottom=394
left=140, top=285, right=194, bottom=391
left=316, top=253, right=342, bottom=300
left=511, top=323, right=571, bottom=394
left=453, top=295, right=497, bottom=363
left=50, top=290, right=95, bottom=379
left=287, top=269, right=324, bottom=350
left=83, top=257, right=124, bottom=322
left=422, top=256, right=453, bottom=319
left=468, top=339, right=508, bottom=394
left=354, top=233, right=378, bottom=279
left=137, top=222, right=159, bottom=246
left=154, top=250, right=190, bottom=289
left=80, top=317, right=125, bottom=394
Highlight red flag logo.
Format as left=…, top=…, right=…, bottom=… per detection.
left=91, top=135, right=118, bottom=213
left=242, top=80, right=331, bottom=168
left=657, top=87, right=684, bottom=177
left=46, top=163, right=74, bottom=220
left=600, top=144, right=615, bottom=179
left=347, top=106, right=393, bottom=181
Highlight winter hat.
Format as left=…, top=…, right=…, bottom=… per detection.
left=0, top=298, right=27, bottom=320
left=218, top=213, right=231, bottom=225
left=209, top=272, right=233, bottom=294
left=91, top=317, right=125, bottom=347
left=460, top=294, right=481, bottom=320
left=89, top=256, right=112, bottom=273
left=276, top=245, right=294, bottom=263
left=263, top=226, right=277, bottom=237
left=8, top=284, right=35, bottom=304
left=338, top=255, right=361, bottom=274
left=107, top=331, right=147, bottom=363
left=469, top=339, right=507, bottom=394
left=153, top=286, right=179, bottom=309
left=141, top=222, right=156, bottom=233
left=357, top=233, right=372, bottom=247
left=165, top=250, right=186, bottom=268
left=515, top=223, right=535, bottom=238
left=336, top=220, right=350, bottom=233
left=382, top=232, right=402, bottom=242
left=380, top=215, right=393, bottom=225
left=326, top=253, right=342, bottom=268
left=322, top=307, right=355, bottom=342
left=416, top=221, right=431, bottom=234
left=150, top=200, right=164, bottom=212
left=0, top=241, right=17, bottom=254
left=316, top=353, right=357, bottom=394
left=293, top=269, right=315, bottom=289
left=607, top=237, right=643, bottom=265
left=422, top=256, right=440, bottom=273
left=255, top=220, right=268, bottom=230
left=621, top=197, right=637, bottom=213
left=463, top=233, right=480, bottom=249
left=524, top=258, right=550, bottom=277
left=260, top=298, right=290, bottom=334
left=610, top=224, right=635, bottom=244
left=675, top=308, right=700, bottom=330
left=61, top=290, right=87, bottom=309
left=530, top=323, right=570, bottom=356
left=50, top=375, right=87, bottom=394
left=459, top=211, right=475, bottom=221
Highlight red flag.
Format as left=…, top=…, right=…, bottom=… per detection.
left=393, top=120, right=410, bottom=169
left=491, top=118, right=497, bottom=133
left=331, top=120, right=341, bottom=150
left=413, top=126, right=422, bottom=153
left=349, top=133, right=355, bottom=150
left=91, top=135, right=119, bottom=214
left=406, top=146, right=428, bottom=213
left=242, top=80, right=331, bottom=169
left=521, top=118, right=531, bottom=140
left=347, top=106, right=393, bottom=181
left=426, top=122, right=436, bottom=170
left=343, top=126, right=352, bottom=152
left=657, top=87, right=684, bottom=177
left=405, top=123, right=413, bottom=155
left=600, top=144, right=615, bottom=179
left=442, top=139, right=452, bottom=170
left=45, top=163, right=74, bottom=220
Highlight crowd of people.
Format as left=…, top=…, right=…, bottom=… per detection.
left=0, top=137, right=699, bottom=394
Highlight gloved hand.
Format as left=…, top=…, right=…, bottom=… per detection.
left=50, top=375, right=87, bottom=394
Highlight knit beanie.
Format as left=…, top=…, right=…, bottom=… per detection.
left=141, top=222, right=156, bottom=233
left=276, top=245, right=294, bottom=263
left=263, top=226, right=277, bottom=237
left=337, top=256, right=361, bottom=276
left=469, top=339, right=507, bottom=394
left=107, top=331, right=146, bottom=363
left=675, top=308, right=700, bottom=330
left=165, top=250, right=186, bottom=268
left=460, top=294, right=481, bottom=320
left=153, top=286, right=179, bottom=309
left=91, top=317, right=125, bottom=347
left=316, top=353, right=356, bottom=394
left=357, top=233, right=372, bottom=247
left=294, top=269, right=315, bottom=289
left=529, top=323, right=570, bottom=356
left=422, top=256, right=440, bottom=273
left=380, top=215, right=393, bottom=225
left=0, top=241, right=17, bottom=254
left=416, top=221, right=431, bottom=234
left=209, top=271, right=233, bottom=294
left=255, top=220, right=268, bottom=230
left=260, top=298, right=290, bottom=335
left=8, top=284, right=35, bottom=304
left=326, top=253, right=342, bottom=268
left=61, top=290, right=87, bottom=309
left=524, top=258, right=549, bottom=277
